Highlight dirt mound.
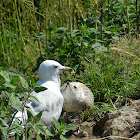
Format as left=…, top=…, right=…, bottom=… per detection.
left=68, top=99, right=140, bottom=140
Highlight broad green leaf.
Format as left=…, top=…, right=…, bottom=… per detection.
left=27, top=108, right=35, bottom=119
left=112, top=36, right=119, bottom=40
left=104, top=30, right=112, bottom=34
left=0, top=125, right=7, bottom=137
left=11, top=77, right=20, bottom=85
left=1, top=90, right=10, bottom=99
left=28, top=76, right=36, bottom=87
left=92, top=43, right=101, bottom=48
left=60, top=117, right=65, bottom=126
left=88, top=28, right=98, bottom=33
left=9, top=93, right=22, bottom=110
left=32, top=123, right=46, bottom=136
left=97, top=45, right=108, bottom=52
left=29, top=96, right=40, bottom=104
left=34, top=111, right=42, bottom=123
left=27, top=128, right=33, bottom=140
left=62, top=124, right=78, bottom=135
left=8, top=119, right=24, bottom=133
left=80, top=25, right=87, bottom=30
left=57, top=27, right=67, bottom=33
left=71, top=29, right=80, bottom=37
left=37, top=32, right=46, bottom=38
left=53, top=117, right=60, bottom=129
left=83, top=42, right=89, bottom=47
left=19, top=76, right=29, bottom=89
left=0, top=118, right=8, bottom=127
left=3, top=82, right=16, bottom=89
left=7, top=68, right=21, bottom=75
left=45, top=129, right=53, bottom=136
left=34, top=86, right=47, bottom=93
left=92, top=43, right=108, bottom=52
left=0, top=110, right=5, bottom=118
left=36, top=135, right=42, bottom=140
left=27, top=56, right=32, bottom=61
left=0, top=70, right=10, bottom=82
left=60, top=135, right=67, bottom=140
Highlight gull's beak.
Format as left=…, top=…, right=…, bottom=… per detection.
left=59, top=66, right=72, bottom=71
left=63, top=66, right=72, bottom=71
left=59, top=66, right=72, bottom=73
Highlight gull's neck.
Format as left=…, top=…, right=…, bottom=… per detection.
left=37, top=75, right=61, bottom=89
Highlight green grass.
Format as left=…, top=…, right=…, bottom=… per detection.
left=0, top=0, right=140, bottom=139
left=0, top=0, right=139, bottom=70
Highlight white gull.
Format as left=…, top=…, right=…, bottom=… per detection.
left=14, top=60, right=72, bottom=125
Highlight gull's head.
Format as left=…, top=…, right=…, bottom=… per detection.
left=38, top=60, right=72, bottom=82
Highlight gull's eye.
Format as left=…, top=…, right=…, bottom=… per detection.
left=54, top=65, right=58, bottom=68
left=74, top=86, right=77, bottom=89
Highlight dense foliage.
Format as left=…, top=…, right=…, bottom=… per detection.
left=0, top=0, right=140, bottom=69
left=0, top=0, right=140, bottom=139
left=0, top=66, right=77, bottom=139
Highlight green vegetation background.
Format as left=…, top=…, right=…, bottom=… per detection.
left=0, top=0, right=140, bottom=139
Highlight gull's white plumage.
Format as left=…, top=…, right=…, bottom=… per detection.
left=14, top=60, right=71, bottom=125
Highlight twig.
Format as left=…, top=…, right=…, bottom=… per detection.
left=111, top=47, right=140, bottom=61
left=94, top=135, right=136, bottom=140
left=127, top=98, right=140, bottom=110
left=9, top=110, right=18, bottom=127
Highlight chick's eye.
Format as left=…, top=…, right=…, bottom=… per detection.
left=74, top=86, right=77, bottom=89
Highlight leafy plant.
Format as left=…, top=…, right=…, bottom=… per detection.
left=0, top=0, right=140, bottom=138
left=0, top=65, right=77, bottom=140
left=47, top=117, right=77, bottom=140
left=1, top=0, right=139, bottom=72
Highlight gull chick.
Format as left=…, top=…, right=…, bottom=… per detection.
left=14, top=60, right=72, bottom=125
left=61, top=82, right=94, bottom=123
